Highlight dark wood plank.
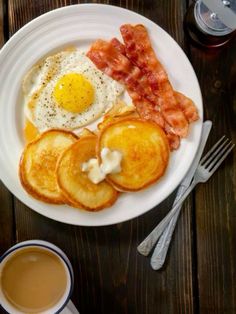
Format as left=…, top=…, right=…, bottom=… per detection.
left=0, top=0, right=4, bottom=46
left=0, top=0, right=15, bottom=255
left=187, top=22, right=236, bottom=314
left=6, top=1, right=195, bottom=314
left=0, top=183, right=14, bottom=254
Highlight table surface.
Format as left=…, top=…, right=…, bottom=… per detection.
left=0, top=1, right=235, bottom=313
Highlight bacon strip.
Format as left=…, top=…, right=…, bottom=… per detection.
left=87, top=40, right=186, bottom=140
left=109, top=39, right=167, bottom=128
left=87, top=39, right=181, bottom=150
left=112, top=35, right=199, bottom=125
left=120, top=24, right=168, bottom=92
left=174, top=91, right=199, bottom=122
left=87, top=40, right=155, bottom=101
left=109, top=37, right=180, bottom=148
left=133, top=98, right=164, bottom=128
left=166, top=133, right=180, bottom=150
left=110, top=38, right=126, bottom=55
left=134, top=98, right=180, bottom=149
left=120, top=24, right=193, bottom=136
left=87, top=41, right=165, bottom=128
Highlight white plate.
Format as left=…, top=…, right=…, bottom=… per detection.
left=0, top=4, right=203, bottom=226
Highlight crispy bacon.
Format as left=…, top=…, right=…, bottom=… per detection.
left=166, top=133, right=180, bottom=150
left=120, top=24, right=168, bottom=90
left=120, top=24, right=190, bottom=137
left=133, top=98, right=165, bottom=128
left=87, top=40, right=182, bottom=150
left=110, top=38, right=126, bottom=55
left=87, top=41, right=165, bottom=128
left=174, top=91, right=199, bottom=122
left=134, top=98, right=180, bottom=150
left=109, top=38, right=186, bottom=145
left=87, top=39, right=188, bottom=139
left=114, top=32, right=198, bottom=125
left=87, top=25, right=200, bottom=149
left=87, top=40, right=155, bottom=102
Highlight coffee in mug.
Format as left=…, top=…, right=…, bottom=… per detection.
left=0, top=240, right=75, bottom=314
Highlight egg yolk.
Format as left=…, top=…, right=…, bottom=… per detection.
left=53, top=73, right=94, bottom=113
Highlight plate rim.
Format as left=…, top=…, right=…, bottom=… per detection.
left=0, top=3, right=203, bottom=226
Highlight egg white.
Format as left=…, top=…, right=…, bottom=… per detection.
left=23, top=50, right=124, bottom=132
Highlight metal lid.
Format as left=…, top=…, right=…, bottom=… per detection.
left=194, top=0, right=236, bottom=36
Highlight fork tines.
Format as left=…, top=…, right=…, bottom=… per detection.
left=200, top=135, right=235, bottom=172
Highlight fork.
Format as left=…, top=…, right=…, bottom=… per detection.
left=137, top=136, right=234, bottom=267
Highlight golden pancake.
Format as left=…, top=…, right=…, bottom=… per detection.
left=97, top=118, right=169, bottom=191
left=57, top=135, right=118, bottom=211
left=19, top=129, right=78, bottom=204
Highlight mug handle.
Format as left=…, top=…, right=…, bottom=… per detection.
left=60, top=300, right=80, bottom=314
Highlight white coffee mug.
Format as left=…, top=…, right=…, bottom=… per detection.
left=0, top=240, right=79, bottom=314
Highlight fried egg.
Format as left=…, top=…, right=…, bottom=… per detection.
left=23, top=50, right=124, bottom=132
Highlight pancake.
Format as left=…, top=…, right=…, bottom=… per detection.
left=57, top=135, right=118, bottom=211
left=97, top=118, right=169, bottom=191
left=19, top=129, right=78, bottom=204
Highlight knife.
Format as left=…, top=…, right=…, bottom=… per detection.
left=150, top=120, right=212, bottom=269
left=137, top=120, right=212, bottom=258
left=61, top=300, right=80, bottom=314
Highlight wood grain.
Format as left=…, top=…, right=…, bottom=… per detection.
left=4, top=1, right=196, bottom=314
left=188, top=29, right=236, bottom=314
left=4, top=1, right=236, bottom=314
left=0, top=0, right=4, bottom=45
left=0, top=0, right=15, bottom=256
left=0, top=183, right=15, bottom=254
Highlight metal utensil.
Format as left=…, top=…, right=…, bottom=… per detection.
left=150, top=122, right=212, bottom=270
left=137, top=121, right=212, bottom=256
left=138, top=133, right=234, bottom=259
left=150, top=135, right=234, bottom=270
left=61, top=301, right=80, bottom=314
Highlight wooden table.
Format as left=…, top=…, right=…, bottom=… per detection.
left=0, top=1, right=235, bottom=313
